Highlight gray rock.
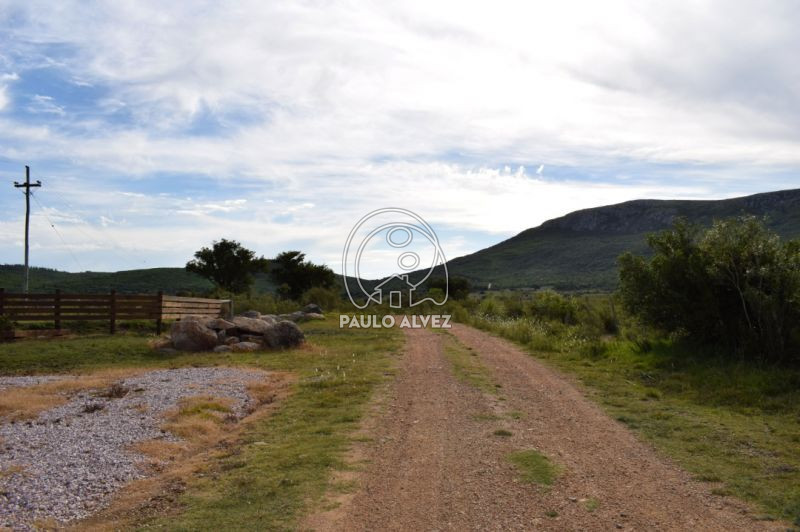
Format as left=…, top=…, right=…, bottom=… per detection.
left=231, top=316, right=273, bottom=335
left=304, top=312, right=325, bottom=320
left=213, top=345, right=232, bottom=353
left=207, top=318, right=236, bottom=331
left=285, top=311, right=306, bottom=322
left=240, top=310, right=261, bottom=319
left=225, top=336, right=240, bottom=345
left=263, top=320, right=305, bottom=349
left=217, top=330, right=227, bottom=344
left=170, top=320, right=218, bottom=352
left=260, top=315, right=278, bottom=326
left=230, top=341, right=261, bottom=352
left=302, top=303, right=323, bottom=314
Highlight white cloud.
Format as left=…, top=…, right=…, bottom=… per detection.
left=1, top=0, right=798, bottom=170
left=0, top=1, right=798, bottom=272
left=29, top=94, right=65, bottom=115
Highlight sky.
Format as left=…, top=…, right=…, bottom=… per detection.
left=0, top=0, right=798, bottom=276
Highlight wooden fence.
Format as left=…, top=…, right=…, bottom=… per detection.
left=0, top=289, right=232, bottom=335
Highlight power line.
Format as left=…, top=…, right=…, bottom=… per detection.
left=29, top=190, right=85, bottom=272
left=38, top=193, right=147, bottom=270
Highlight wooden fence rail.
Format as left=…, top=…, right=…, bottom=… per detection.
left=0, top=288, right=232, bottom=335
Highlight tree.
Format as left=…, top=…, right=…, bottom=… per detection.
left=619, top=216, right=800, bottom=362
left=186, top=239, right=268, bottom=294
left=427, top=276, right=472, bottom=300
left=269, top=251, right=336, bottom=300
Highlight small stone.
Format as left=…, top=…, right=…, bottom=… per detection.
left=230, top=341, right=261, bottom=352
left=302, top=303, right=323, bottom=314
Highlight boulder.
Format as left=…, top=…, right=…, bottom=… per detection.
left=217, top=330, right=227, bottom=344
left=240, top=310, right=262, bottom=319
left=304, top=312, right=325, bottom=320
left=207, top=318, right=236, bottom=331
left=263, top=320, right=305, bottom=349
left=230, top=341, right=261, bottom=352
left=213, top=345, right=232, bottom=353
left=170, top=320, right=219, bottom=352
left=231, top=316, right=273, bottom=335
left=302, top=303, right=323, bottom=315
left=260, top=315, right=278, bottom=326
left=284, top=311, right=306, bottom=323
left=225, top=336, right=240, bottom=345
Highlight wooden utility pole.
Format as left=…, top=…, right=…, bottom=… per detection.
left=13, top=166, right=41, bottom=293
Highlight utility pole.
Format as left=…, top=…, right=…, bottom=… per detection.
left=14, top=166, right=41, bottom=293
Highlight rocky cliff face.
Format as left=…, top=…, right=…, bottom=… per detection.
left=538, top=189, right=800, bottom=234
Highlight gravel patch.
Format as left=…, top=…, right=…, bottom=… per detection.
left=0, top=367, right=269, bottom=530
left=0, top=376, right=68, bottom=392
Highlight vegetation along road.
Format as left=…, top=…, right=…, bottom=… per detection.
left=305, top=325, right=786, bottom=531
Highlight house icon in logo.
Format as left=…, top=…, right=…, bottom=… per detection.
left=343, top=207, right=449, bottom=310
left=371, top=273, right=417, bottom=309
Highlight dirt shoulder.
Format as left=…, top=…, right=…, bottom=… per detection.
left=305, top=325, right=785, bottom=531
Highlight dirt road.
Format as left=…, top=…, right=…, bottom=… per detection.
left=306, top=325, right=783, bottom=531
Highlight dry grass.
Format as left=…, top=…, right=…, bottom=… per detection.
left=161, top=395, right=236, bottom=445
left=73, top=373, right=294, bottom=532
left=0, top=464, right=26, bottom=479
left=0, top=368, right=149, bottom=421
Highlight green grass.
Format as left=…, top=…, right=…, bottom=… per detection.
left=0, top=334, right=168, bottom=374
left=584, top=498, right=599, bottom=512
left=441, top=332, right=498, bottom=394
left=0, top=318, right=402, bottom=531
left=471, top=316, right=800, bottom=523
left=507, top=449, right=560, bottom=486
left=493, top=429, right=513, bottom=437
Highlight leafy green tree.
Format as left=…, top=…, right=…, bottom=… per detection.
left=269, top=251, right=336, bottom=300
left=427, top=276, right=472, bottom=300
left=619, top=216, right=800, bottom=362
left=186, top=239, right=268, bottom=294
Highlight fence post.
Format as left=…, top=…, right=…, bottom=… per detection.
left=54, top=289, right=61, bottom=331
left=110, top=290, right=117, bottom=335
left=156, top=291, right=164, bottom=335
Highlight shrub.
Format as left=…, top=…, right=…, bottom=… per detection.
left=301, top=286, right=343, bottom=312
left=527, top=291, right=578, bottom=324
left=619, top=216, right=800, bottom=363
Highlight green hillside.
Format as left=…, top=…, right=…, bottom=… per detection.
left=4, top=188, right=799, bottom=295
left=0, top=266, right=215, bottom=294
left=444, top=188, right=800, bottom=291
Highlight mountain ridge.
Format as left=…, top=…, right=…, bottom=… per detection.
left=443, top=188, right=800, bottom=290
left=3, top=188, right=799, bottom=294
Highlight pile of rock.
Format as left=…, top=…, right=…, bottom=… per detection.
left=164, top=304, right=324, bottom=353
